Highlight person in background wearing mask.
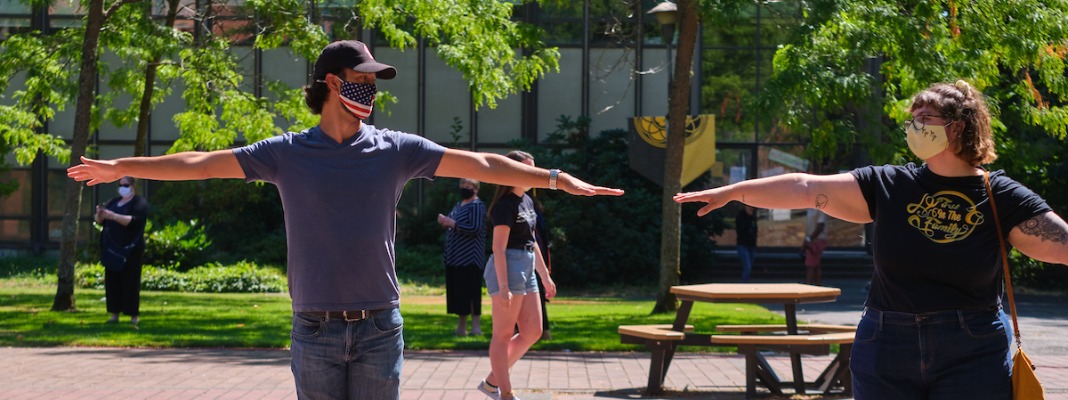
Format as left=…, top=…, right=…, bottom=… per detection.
left=675, top=80, right=1068, bottom=399
left=438, top=178, right=487, bottom=337
left=96, top=176, right=148, bottom=328
left=735, top=205, right=758, bottom=282
left=68, top=40, right=623, bottom=400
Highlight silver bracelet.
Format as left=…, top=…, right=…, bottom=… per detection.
left=548, top=169, right=560, bottom=190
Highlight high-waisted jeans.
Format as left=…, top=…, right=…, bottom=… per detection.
left=850, top=307, right=1012, bottom=400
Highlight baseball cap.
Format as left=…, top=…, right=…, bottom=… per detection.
left=312, top=40, right=397, bottom=81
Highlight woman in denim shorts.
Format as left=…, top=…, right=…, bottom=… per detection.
left=475, top=151, right=557, bottom=400
left=674, top=80, right=1068, bottom=399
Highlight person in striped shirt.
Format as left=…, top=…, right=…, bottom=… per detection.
left=438, top=178, right=488, bottom=337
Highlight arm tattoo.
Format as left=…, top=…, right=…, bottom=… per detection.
left=814, top=194, right=828, bottom=210
left=1018, top=215, right=1068, bottom=244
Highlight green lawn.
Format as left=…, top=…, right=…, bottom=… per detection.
left=0, top=283, right=784, bottom=351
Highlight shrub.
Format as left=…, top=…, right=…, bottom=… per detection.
left=1009, top=251, right=1068, bottom=292
left=395, top=243, right=446, bottom=286
left=77, top=261, right=286, bottom=293
left=151, top=180, right=287, bottom=266
left=143, top=220, right=211, bottom=270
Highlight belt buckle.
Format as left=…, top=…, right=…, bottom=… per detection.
left=342, top=310, right=369, bottom=321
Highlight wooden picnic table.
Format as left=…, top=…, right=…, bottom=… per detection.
left=643, top=283, right=850, bottom=396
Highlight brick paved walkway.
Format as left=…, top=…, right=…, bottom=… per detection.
left=2, top=347, right=1066, bottom=399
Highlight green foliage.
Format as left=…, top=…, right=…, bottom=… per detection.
left=358, top=0, right=560, bottom=110
left=77, top=261, right=287, bottom=293
left=151, top=180, right=287, bottom=266
left=759, top=0, right=1068, bottom=167
left=97, top=1, right=190, bottom=135
left=0, top=29, right=79, bottom=165
left=395, top=244, right=445, bottom=286
left=245, top=0, right=329, bottom=59
left=170, top=38, right=282, bottom=152
left=143, top=220, right=212, bottom=270
left=1008, top=247, right=1068, bottom=293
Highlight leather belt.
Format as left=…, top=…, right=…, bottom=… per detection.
left=305, top=309, right=385, bottom=321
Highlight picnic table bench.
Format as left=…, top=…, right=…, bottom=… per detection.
left=711, top=326, right=855, bottom=396
left=618, top=324, right=696, bottom=391
left=619, top=283, right=855, bottom=398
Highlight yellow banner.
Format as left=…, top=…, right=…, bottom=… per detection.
left=631, top=115, right=716, bottom=186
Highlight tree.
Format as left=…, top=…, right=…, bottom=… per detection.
left=0, top=0, right=564, bottom=310
left=54, top=0, right=140, bottom=311
left=357, top=0, right=559, bottom=110
left=758, top=0, right=1068, bottom=167
left=652, top=0, right=700, bottom=313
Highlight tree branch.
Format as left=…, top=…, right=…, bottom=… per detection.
left=104, top=0, right=144, bottom=21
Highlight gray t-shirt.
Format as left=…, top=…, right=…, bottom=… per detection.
left=233, top=124, right=446, bottom=312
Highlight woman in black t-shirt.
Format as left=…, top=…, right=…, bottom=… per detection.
left=674, top=80, right=1068, bottom=399
left=475, top=151, right=556, bottom=400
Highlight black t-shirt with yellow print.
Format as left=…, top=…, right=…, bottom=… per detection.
left=851, top=163, right=1051, bottom=313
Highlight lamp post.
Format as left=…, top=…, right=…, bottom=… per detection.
left=648, top=1, right=678, bottom=81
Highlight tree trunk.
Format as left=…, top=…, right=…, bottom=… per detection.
left=53, top=0, right=107, bottom=311
left=652, top=0, right=699, bottom=314
left=134, top=0, right=181, bottom=158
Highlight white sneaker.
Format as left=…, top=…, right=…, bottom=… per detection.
left=476, top=380, right=498, bottom=399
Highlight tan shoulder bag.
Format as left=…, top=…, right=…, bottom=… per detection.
left=983, top=171, right=1045, bottom=400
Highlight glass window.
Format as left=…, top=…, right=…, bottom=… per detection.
left=537, top=48, right=582, bottom=142
left=47, top=169, right=94, bottom=217
left=0, top=0, right=30, bottom=39
left=150, top=69, right=186, bottom=142
left=423, top=50, right=471, bottom=144
left=97, top=53, right=139, bottom=142
left=640, top=47, right=670, bottom=118
left=48, top=217, right=95, bottom=242
left=0, top=219, right=30, bottom=241
left=0, top=169, right=31, bottom=216
left=0, top=0, right=30, bottom=13
left=702, top=146, right=755, bottom=246
left=589, top=48, right=635, bottom=136
left=476, top=86, right=522, bottom=147
left=371, top=47, right=418, bottom=136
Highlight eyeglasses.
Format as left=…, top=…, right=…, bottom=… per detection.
left=118, top=183, right=132, bottom=188
left=903, top=114, right=944, bottom=132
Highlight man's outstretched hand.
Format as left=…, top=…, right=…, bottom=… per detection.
left=557, top=172, right=625, bottom=197
left=67, top=156, right=121, bottom=186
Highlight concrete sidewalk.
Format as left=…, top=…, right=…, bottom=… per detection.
left=4, top=279, right=1067, bottom=399
left=2, top=347, right=1067, bottom=399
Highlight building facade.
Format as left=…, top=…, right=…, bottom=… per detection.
left=0, top=0, right=867, bottom=253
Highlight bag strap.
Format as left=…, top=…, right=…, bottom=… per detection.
left=983, top=170, right=1023, bottom=349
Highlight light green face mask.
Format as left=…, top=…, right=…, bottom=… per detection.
left=905, top=123, right=948, bottom=160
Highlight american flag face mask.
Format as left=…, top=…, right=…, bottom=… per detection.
left=339, top=80, right=377, bottom=120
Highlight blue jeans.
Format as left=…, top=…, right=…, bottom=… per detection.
left=290, top=308, right=405, bottom=400
left=850, top=307, right=1012, bottom=400
left=736, top=245, right=755, bottom=282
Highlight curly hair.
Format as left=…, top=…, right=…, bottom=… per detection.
left=907, top=80, right=997, bottom=166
